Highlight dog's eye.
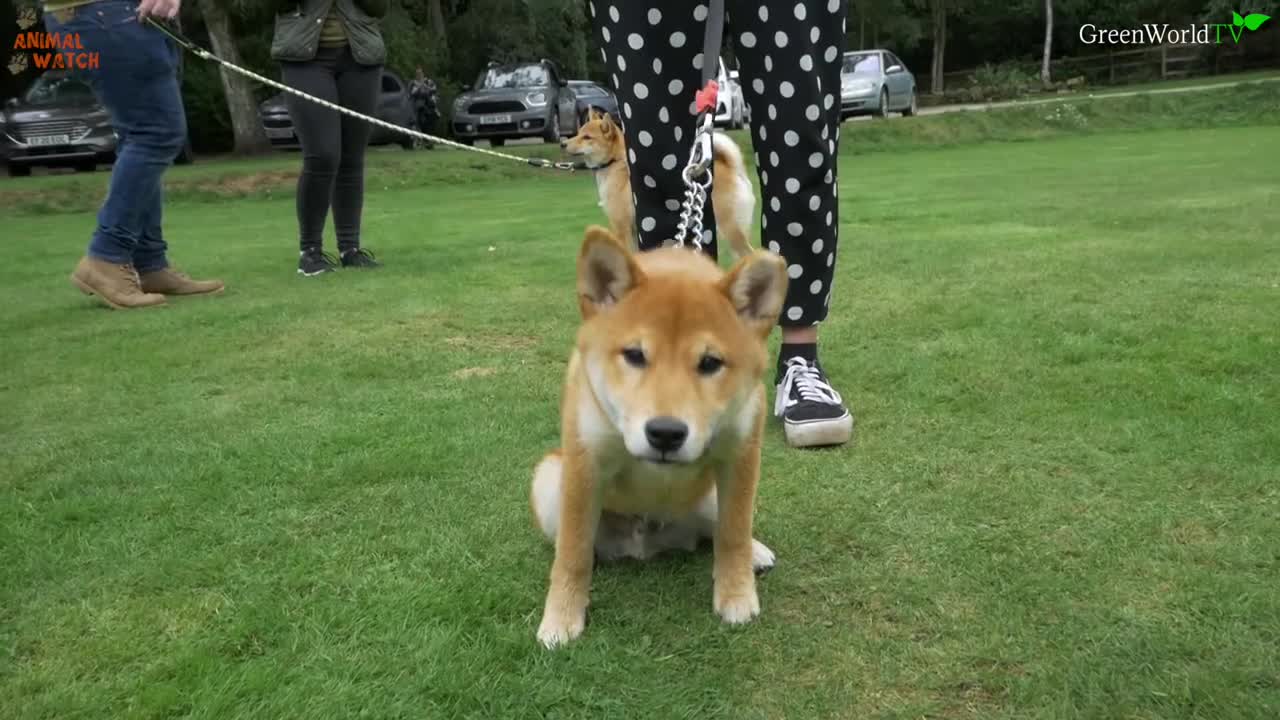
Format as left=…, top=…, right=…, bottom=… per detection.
left=622, top=347, right=647, bottom=368
left=697, top=354, right=724, bottom=375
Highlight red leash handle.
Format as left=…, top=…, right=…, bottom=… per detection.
left=695, top=80, right=719, bottom=115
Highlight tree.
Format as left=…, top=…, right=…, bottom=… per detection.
left=195, top=0, right=268, bottom=153
left=928, top=0, right=947, bottom=94
left=1041, top=0, right=1053, bottom=88
left=428, top=0, right=448, bottom=49
left=848, top=0, right=924, bottom=52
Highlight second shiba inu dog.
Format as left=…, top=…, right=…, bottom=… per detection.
left=561, top=110, right=756, bottom=259
left=530, top=225, right=788, bottom=648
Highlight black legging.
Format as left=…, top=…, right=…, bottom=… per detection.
left=280, top=45, right=381, bottom=254
left=591, top=0, right=845, bottom=327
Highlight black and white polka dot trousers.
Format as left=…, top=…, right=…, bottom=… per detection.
left=590, top=1, right=846, bottom=327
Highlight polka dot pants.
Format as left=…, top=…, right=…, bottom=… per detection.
left=590, top=0, right=846, bottom=327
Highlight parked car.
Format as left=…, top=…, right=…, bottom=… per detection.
left=839, top=49, right=918, bottom=119
left=714, top=60, right=746, bottom=129
left=567, top=80, right=620, bottom=126
left=2, top=71, right=192, bottom=177
left=259, top=68, right=416, bottom=150
left=728, top=69, right=751, bottom=124
left=450, top=59, right=578, bottom=146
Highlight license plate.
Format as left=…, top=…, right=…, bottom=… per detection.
left=265, top=127, right=294, bottom=139
left=479, top=114, right=512, bottom=125
left=27, top=134, right=70, bottom=147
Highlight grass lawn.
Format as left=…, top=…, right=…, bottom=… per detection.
left=2, top=86, right=1278, bottom=718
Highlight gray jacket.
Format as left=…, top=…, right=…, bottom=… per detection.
left=270, top=0, right=388, bottom=66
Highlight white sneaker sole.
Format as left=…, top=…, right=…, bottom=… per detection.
left=783, top=412, right=854, bottom=448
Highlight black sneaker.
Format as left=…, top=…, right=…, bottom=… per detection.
left=298, top=248, right=337, bottom=277
left=340, top=248, right=380, bottom=269
left=774, top=357, right=854, bottom=448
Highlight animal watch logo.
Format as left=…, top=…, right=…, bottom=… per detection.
left=9, top=2, right=99, bottom=75
left=8, top=6, right=39, bottom=75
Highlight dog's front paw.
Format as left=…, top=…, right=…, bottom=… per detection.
left=536, top=602, right=587, bottom=649
left=751, top=539, right=776, bottom=574
left=714, top=584, right=760, bottom=625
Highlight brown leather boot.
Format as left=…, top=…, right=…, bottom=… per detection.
left=70, top=256, right=167, bottom=309
left=139, top=267, right=225, bottom=296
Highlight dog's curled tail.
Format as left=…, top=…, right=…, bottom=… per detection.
left=530, top=452, right=563, bottom=541
left=710, top=132, right=751, bottom=184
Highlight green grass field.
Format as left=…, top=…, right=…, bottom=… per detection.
left=2, top=85, right=1278, bottom=719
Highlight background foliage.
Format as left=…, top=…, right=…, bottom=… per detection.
left=2, top=0, right=1275, bottom=152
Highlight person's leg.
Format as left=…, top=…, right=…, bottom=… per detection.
left=281, top=49, right=343, bottom=275
left=48, top=1, right=190, bottom=308
left=731, top=0, right=852, bottom=447
left=134, top=183, right=225, bottom=296
left=589, top=1, right=718, bottom=257
left=331, top=47, right=382, bottom=267
left=121, top=33, right=224, bottom=301
left=131, top=185, right=169, bottom=275
left=127, top=27, right=182, bottom=278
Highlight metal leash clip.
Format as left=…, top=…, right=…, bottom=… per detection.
left=672, top=82, right=721, bottom=251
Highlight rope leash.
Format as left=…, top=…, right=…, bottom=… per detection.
left=144, top=18, right=584, bottom=172
left=146, top=2, right=728, bottom=248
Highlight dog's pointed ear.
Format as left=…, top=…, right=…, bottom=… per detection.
left=587, top=107, right=601, bottom=122
left=578, top=225, right=643, bottom=319
left=599, top=111, right=615, bottom=135
left=720, top=250, right=789, bottom=337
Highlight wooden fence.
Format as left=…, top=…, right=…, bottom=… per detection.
left=917, top=28, right=1280, bottom=96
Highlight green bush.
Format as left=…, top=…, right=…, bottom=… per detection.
left=967, top=62, right=1040, bottom=102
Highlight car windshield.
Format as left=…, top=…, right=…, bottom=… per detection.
left=23, top=73, right=97, bottom=105
left=842, top=53, right=881, bottom=75
left=571, top=84, right=607, bottom=98
left=478, top=64, right=550, bottom=89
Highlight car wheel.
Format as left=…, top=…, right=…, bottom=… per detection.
left=903, top=89, right=918, bottom=117
left=490, top=138, right=506, bottom=147
left=8, top=163, right=32, bottom=177
left=543, top=112, right=560, bottom=143
left=877, top=88, right=890, bottom=119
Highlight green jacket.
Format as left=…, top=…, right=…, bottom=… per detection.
left=270, top=0, right=389, bottom=66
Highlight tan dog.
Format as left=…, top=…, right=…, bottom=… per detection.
left=561, top=110, right=756, bottom=259
left=530, top=225, right=788, bottom=648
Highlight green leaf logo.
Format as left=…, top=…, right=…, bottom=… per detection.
left=1233, top=11, right=1245, bottom=26
left=1244, top=13, right=1271, bottom=30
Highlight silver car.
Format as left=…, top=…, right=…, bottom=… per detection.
left=713, top=62, right=746, bottom=130
left=839, top=49, right=918, bottom=120
left=450, top=60, right=579, bottom=146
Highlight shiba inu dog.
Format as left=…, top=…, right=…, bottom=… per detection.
left=530, top=225, right=788, bottom=648
left=561, top=110, right=756, bottom=260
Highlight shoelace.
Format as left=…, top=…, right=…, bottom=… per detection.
left=302, top=250, right=339, bottom=268
left=774, top=357, right=844, bottom=417
left=119, top=263, right=143, bottom=289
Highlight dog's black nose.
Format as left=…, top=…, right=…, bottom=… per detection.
left=559, top=140, right=567, bottom=149
left=645, top=417, right=688, bottom=453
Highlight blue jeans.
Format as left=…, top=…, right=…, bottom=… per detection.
left=44, top=0, right=187, bottom=272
